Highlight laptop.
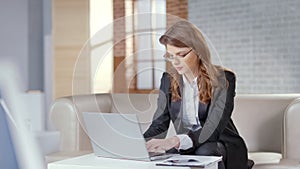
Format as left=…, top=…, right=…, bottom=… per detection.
left=82, top=112, right=175, bottom=161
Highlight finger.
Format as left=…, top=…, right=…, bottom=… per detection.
left=146, top=143, right=153, bottom=151
left=148, top=146, right=158, bottom=152
left=146, top=140, right=157, bottom=151
left=154, top=146, right=165, bottom=152
left=147, top=144, right=159, bottom=152
left=149, top=143, right=164, bottom=152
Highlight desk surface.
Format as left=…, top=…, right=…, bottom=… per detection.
left=48, top=154, right=218, bottom=169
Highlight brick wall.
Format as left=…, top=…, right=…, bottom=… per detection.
left=113, top=0, right=125, bottom=58
left=113, top=0, right=126, bottom=92
left=189, top=0, right=300, bottom=94
left=166, top=0, right=188, bottom=25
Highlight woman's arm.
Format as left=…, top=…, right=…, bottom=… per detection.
left=205, top=70, right=236, bottom=141
left=143, top=73, right=171, bottom=141
left=183, top=71, right=236, bottom=151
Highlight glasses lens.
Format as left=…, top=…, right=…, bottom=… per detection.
left=163, top=48, right=192, bottom=61
left=164, top=53, right=172, bottom=61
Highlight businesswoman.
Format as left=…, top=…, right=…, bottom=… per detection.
left=143, top=20, right=250, bottom=169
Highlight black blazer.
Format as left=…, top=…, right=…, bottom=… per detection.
left=144, top=70, right=248, bottom=169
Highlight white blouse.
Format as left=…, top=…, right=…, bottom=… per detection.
left=177, top=75, right=202, bottom=150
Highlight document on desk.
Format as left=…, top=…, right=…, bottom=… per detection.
left=156, top=155, right=222, bottom=167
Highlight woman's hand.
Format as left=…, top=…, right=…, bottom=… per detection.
left=146, top=136, right=180, bottom=152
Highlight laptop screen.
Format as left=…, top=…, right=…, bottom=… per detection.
left=83, top=112, right=151, bottom=161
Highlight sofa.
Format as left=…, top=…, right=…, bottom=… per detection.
left=46, top=93, right=300, bottom=169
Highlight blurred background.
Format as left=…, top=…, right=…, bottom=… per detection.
left=0, top=0, right=299, bottom=168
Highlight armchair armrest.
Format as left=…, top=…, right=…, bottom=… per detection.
left=47, top=94, right=113, bottom=162
left=283, top=98, right=300, bottom=161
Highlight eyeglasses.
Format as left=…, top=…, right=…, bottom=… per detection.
left=163, top=48, right=193, bottom=61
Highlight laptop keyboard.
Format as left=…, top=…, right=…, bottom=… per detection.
left=148, top=152, right=176, bottom=161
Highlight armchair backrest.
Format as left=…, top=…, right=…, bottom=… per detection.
left=50, top=93, right=112, bottom=151
left=110, top=93, right=158, bottom=132
left=49, top=93, right=177, bottom=152
left=50, top=93, right=300, bottom=154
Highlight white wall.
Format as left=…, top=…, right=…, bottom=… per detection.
left=0, top=0, right=54, bottom=130
left=0, top=0, right=29, bottom=91
left=189, top=0, right=300, bottom=94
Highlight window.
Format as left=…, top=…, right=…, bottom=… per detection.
left=125, top=0, right=166, bottom=92
left=90, top=0, right=113, bottom=93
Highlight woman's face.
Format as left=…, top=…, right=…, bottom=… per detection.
left=166, top=44, right=199, bottom=78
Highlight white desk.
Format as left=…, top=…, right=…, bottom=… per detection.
left=48, top=154, right=218, bottom=169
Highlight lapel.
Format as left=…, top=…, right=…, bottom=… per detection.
left=172, top=76, right=185, bottom=133
left=198, top=73, right=227, bottom=143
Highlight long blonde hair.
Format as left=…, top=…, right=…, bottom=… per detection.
left=159, top=21, right=221, bottom=104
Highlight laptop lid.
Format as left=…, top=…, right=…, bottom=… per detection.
left=83, top=112, right=151, bottom=161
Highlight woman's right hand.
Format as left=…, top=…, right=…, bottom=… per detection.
left=146, top=136, right=180, bottom=152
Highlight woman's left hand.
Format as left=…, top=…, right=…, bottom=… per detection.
left=146, top=136, right=180, bottom=152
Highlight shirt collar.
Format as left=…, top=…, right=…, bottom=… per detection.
left=183, top=75, right=198, bottom=86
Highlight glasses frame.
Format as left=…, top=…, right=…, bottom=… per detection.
left=163, top=48, right=193, bottom=62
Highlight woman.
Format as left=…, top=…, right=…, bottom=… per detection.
left=143, top=20, right=250, bottom=169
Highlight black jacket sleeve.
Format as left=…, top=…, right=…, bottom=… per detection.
left=143, top=73, right=171, bottom=141
left=206, top=71, right=236, bottom=141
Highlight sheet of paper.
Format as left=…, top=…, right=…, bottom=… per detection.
left=156, top=155, right=222, bottom=167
